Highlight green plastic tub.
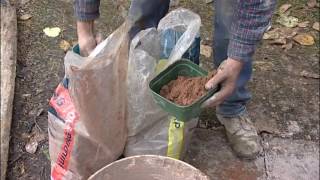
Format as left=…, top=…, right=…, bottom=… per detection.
left=149, top=60, right=218, bottom=121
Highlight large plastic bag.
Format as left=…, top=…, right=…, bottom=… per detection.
left=125, top=8, right=201, bottom=159
left=125, top=117, right=198, bottom=159
left=126, top=28, right=167, bottom=137
left=48, top=22, right=130, bottom=180
left=158, top=8, right=201, bottom=65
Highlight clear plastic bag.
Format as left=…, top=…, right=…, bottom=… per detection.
left=48, top=22, right=130, bottom=180
left=158, top=8, right=201, bottom=65
left=125, top=8, right=201, bottom=159
left=126, top=28, right=168, bottom=137
left=125, top=117, right=198, bottom=159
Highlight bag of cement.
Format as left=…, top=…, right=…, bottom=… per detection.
left=125, top=8, right=201, bottom=160
left=48, top=22, right=130, bottom=180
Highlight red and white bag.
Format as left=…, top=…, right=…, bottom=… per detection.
left=48, top=22, right=130, bottom=180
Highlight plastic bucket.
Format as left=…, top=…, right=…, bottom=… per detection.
left=88, top=155, right=209, bottom=180
left=149, top=60, right=218, bottom=121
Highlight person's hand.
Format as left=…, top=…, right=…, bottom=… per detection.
left=202, top=58, right=244, bottom=107
left=78, top=34, right=98, bottom=57
left=77, top=21, right=102, bottom=57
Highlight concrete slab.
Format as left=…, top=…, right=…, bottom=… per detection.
left=264, top=137, right=319, bottom=180
left=185, top=129, right=319, bottom=180
left=185, top=129, right=266, bottom=180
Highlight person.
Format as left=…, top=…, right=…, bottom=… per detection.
left=74, top=0, right=276, bottom=159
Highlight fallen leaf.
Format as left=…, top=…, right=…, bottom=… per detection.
left=253, top=61, right=274, bottom=71
left=35, top=89, right=43, bottom=95
left=300, top=70, right=319, bottom=79
left=271, top=38, right=286, bottom=45
left=37, top=108, right=44, bottom=116
left=293, top=34, right=315, bottom=46
left=282, top=10, right=291, bottom=17
left=200, top=44, right=212, bottom=58
left=297, top=21, right=309, bottom=28
left=18, top=162, right=26, bottom=175
left=35, top=132, right=46, bottom=142
left=59, top=40, right=71, bottom=52
left=22, top=93, right=31, bottom=98
left=282, top=42, right=293, bottom=50
left=263, top=27, right=298, bottom=40
left=276, top=15, right=299, bottom=28
left=279, top=4, right=292, bottom=14
left=42, top=149, right=50, bottom=160
left=25, top=140, right=38, bottom=154
left=20, top=132, right=32, bottom=140
left=24, top=125, right=46, bottom=154
left=19, top=14, right=32, bottom=20
left=312, top=22, right=319, bottom=31
left=28, top=109, right=37, bottom=116
left=307, top=0, right=317, bottom=8
left=263, top=28, right=280, bottom=40
left=31, top=125, right=46, bottom=142
left=43, top=27, right=61, bottom=37
left=281, top=27, right=298, bottom=38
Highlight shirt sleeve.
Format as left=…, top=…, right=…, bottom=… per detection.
left=228, top=0, right=277, bottom=62
left=74, top=0, right=100, bottom=21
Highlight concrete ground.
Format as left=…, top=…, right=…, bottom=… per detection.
left=185, top=129, right=319, bottom=180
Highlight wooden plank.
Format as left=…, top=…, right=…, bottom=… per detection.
left=1, top=2, right=17, bottom=179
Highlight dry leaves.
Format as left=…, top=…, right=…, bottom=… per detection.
left=271, top=38, right=287, bottom=45
left=59, top=40, right=71, bottom=52
left=43, top=27, right=61, bottom=37
left=300, top=70, right=320, bottom=79
left=25, top=141, right=38, bottom=154
left=263, top=27, right=298, bottom=40
left=297, top=21, right=309, bottom=28
left=282, top=42, right=293, bottom=50
left=293, top=34, right=315, bottom=46
left=253, top=61, right=275, bottom=71
left=307, top=0, right=317, bottom=8
left=265, top=3, right=317, bottom=49
left=312, top=22, right=319, bottom=31
left=200, top=44, right=212, bottom=58
left=279, top=4, right=292, bottom=14
left=19, top=14, right=32, bottom=21
left=276, top=15, right=299, bottom=28
left=263, top=29, right=280, bottom=40
left=25, top=127, right=46, bottom=154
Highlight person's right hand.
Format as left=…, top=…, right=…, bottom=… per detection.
left=78, top=34, right=98, bottom=57
left=77, top=21, right=102, bottom=57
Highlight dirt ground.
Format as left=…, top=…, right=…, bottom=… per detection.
left=6, top=0, right=319, bottom=179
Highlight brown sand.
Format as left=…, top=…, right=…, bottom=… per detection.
left=160, top=71, right=216, bottom=106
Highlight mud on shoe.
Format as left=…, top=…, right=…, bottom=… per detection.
left=217, top=111, right=262, bottom=159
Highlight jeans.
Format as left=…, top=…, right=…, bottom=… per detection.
left=128, top=0, right=170, bottom=38
left=214, top=0, right=252, bottom=117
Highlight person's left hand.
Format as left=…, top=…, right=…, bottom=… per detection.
left=202, top=57, right=244, bottom=108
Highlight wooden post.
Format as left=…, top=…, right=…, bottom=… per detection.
left=1, top=1, right=17, bottom=179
